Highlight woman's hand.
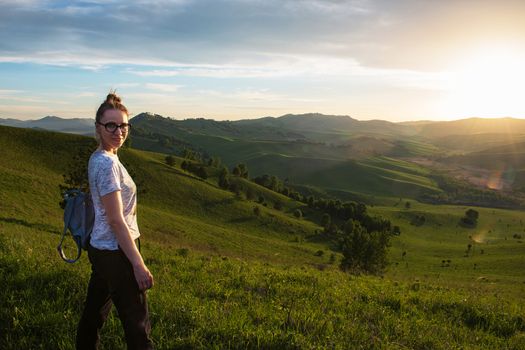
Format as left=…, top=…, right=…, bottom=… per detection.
left=133, top=263, right=154, bottom=291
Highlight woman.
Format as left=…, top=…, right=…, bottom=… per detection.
left=76, top=92, right=154, bottom=350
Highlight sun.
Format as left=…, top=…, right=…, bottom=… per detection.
left=439, top=44, right=525, bottom=118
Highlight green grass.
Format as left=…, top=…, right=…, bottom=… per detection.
left=3, top=125, right=525, bottom=349
left=2, top=225, right=525, bottom=349
left=369, top=201, right=525, bottom=298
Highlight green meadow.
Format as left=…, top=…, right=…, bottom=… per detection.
left=2, top=125, right=525, bottom=349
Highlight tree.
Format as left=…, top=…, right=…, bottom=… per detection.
left=196, top=166, right=208, bottom=180
left=218, top=167, right=230, bottom=189
left=232, top=163, right=249, bottom=178
left=321, top=213, right=331, bottom=229
left=218, top=176, right=230, bottom=189
left=307, top=196, right=315, bottom=208
left=211, top=156, right=222, bottom=168
left=165, top=155, right=176, bottom=167
left=465, top=209, right=479, bottom=221
left=232, top=166, right=241, bottom=177
left=238, top=163, right=249, bottom=178
left=339, top=220, right=391, bottom=274
left=460, top=208, right=479, bottom=227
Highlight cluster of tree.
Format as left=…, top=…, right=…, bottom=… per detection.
left=206, top=156, right=222, bottom=168
left=251, top=172, right=400, bottom=274
left=181, top=148, right=203, bottom=162
left=232, top=163, right=249, bottom=178
left=459, top=208, right=479, bottom=228
left=253, top=174, right=284, bottom=193
left=252, top=173, right=304, bottom=202
left=181, top=160, right=208, bottom=180
left=164, top=156, right=400, bottom=274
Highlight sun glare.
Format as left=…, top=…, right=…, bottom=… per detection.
left=440, top=45, right=525, bottom=118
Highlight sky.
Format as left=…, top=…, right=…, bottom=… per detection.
left=1, top=0, right=525, bottom=122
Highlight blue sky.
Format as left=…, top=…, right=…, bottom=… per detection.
left=1, top=0, right=524, bottom=121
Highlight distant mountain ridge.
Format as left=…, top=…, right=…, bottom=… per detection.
left=3, top=113, right=525, bottom=204
left=0, top=115, right=94, bottom=135
left=4, top=113, right=525, bottom=139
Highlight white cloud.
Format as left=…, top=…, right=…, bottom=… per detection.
left=145, top=83, right=183, bottom=93
left=198, top=88, right=325, bottom=103
left=114, top=83, right=141, bottom=88
left=0, top=89, right=23, bottom=94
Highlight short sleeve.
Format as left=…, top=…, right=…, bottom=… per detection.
left=96, top=159, right=122, bottom=197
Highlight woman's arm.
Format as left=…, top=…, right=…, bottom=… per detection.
left=101, top=191, right=154, bottom=291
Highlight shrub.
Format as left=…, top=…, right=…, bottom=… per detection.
left=165, top=155, right=176, bottom=166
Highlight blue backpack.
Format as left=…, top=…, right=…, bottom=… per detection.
left=57, top=189, right=95, bottom=263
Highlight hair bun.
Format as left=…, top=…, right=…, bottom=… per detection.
left=106, top=92, right=122, bottom=104
left=96, top=90, right=129, bottom=122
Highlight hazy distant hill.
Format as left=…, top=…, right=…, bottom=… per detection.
left=234, top=113, right=414, bottom=138
left=442, top=141, right=525, bottom=170
left=130, top=112, right=415, bottom=142
left=0, top=116, right=94, bottom=135
left=416, top=117, right=525, bottom=138
left=430, top=133, right=525, bottom=152
left=129, top=113, right=440, bottom=164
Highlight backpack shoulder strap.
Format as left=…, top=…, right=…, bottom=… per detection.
left=57, top=195, right=82, bottom=263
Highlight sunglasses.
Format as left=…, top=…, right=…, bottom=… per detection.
left=96, top=121, right=131, bottom=134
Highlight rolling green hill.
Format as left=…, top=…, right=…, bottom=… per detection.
left=3, top=125, right=525, bottom=348
left=245, top=154, right=442, bottom=198
left=129, top=113, right=443, bottom=200
left=0, top=125, right=330, bottom=264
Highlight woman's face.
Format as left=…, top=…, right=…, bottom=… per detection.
left=96, top=109, right=129, bottom=153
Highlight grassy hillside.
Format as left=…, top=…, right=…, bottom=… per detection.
left=0, top=125, right=330, bottom=265
left=3, top=125, right=525, bottom=348
left=245, top=154, right=442, bottom=198
left=370, top=201, right=525, bottom=293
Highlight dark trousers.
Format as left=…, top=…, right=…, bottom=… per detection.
left=76, top=244, right=153, bottom=350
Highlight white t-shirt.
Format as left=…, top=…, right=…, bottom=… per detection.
left=88, top=149, right=140, bottom=250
